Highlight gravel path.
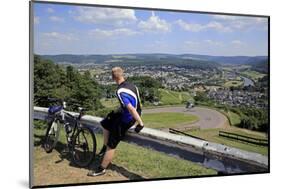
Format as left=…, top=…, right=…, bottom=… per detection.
left=143, top=106, right=229, bottom=130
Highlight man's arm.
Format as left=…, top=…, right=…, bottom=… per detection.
left=126, top=103, right=144, bottom=126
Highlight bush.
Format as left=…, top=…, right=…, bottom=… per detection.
left=33, top=120, right=47, bottom=130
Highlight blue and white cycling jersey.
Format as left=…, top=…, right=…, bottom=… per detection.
left=116, top=81, right=141, bottom=124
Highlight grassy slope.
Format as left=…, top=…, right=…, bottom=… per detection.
left=142, top=112, right=199, bottom=129
left=185, top=127, right=268, bottom=155
left=33, top=122, right=216, bottom=179
left=159, top=89, right=193, bottom=105
left=227, top=111, right=241, bottom=126
left=106, top=135, right=216, bottom=178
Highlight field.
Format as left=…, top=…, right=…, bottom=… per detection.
left=33, top=122, right=216, bottom=186
left=142, top=112, right=199, bottom=129
left=241, top=70, right=266, bottom=82
left=159, top=89, right=193, bottom=105
left=226, top=111, right=241, bottom=126
left=185, top=127, right=268, bottom=155
left=218, top=109, right=241, bottom=126
left=223, top=80, right=243, bottom=87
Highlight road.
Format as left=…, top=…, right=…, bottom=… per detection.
left=143, top=106, right=229, bottom=130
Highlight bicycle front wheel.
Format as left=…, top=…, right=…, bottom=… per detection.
left=71, top=126, right=96, bottom=167
left=43, top=119, right=60, bottom=153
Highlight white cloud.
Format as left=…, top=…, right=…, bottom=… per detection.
left=184, top=41, right=199, bottom=46
left=177, top=15, right=267, bottom=33
left=184, top=40, right=223, bottom=48
left=213, top=15, right=268, bottom=31
left=73, top=7, right=137, bottom=26
left=89, top=28, right=140, bottom=38
left=231, top=40, right=244, bottom=45
left=204, top=39, right=224, bottom=46
left=175, top=19, right=204, bottom=32
left=49, top=16, right=64, bottom=22
left=138, top=13, right=171, bottom=33
left=212, top=15, right=238, bottom=21
left=176, top=19, right=232, bottom=32
left=43, top=32, right=78, bottom=41
left=46, top=8, right=54, bottom=13
left=206, top=21, right=232, bottom=32
left=34, top=16, right=39, bottom=24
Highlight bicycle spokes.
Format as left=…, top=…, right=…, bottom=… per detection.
left=71, top=127, right=96, bottom=167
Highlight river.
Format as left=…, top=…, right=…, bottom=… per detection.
left=240, top=76, right=255, bottom=87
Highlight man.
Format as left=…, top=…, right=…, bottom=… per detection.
left=88, top=67, right=144, bottom=177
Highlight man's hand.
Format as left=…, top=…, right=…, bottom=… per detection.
left=126, top=103, right=144, bottom=133
left=135, top=124, right=144, bottom=133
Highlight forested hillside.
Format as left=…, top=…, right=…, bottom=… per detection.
left=33, top=55, right=103, bottom=111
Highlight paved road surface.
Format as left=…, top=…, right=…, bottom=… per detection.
left=143, top=106, right=229, bottom=130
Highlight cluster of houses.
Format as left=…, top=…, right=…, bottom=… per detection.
left=124, top=65, right=220, bottom=90
left=207, top=88, right=268, bottom=109
left=87, top=64, right=267, bottom=109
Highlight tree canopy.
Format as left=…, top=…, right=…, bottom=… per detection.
left=33, top=55, right=102, bottom=111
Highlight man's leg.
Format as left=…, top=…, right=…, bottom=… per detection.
left=98, top=128, right=110, bottom=156
left=88, top=146, right=116, bottom=177
left=103, top=128, right=109, bottom=146
left=101, top=146, right=115, bottom=168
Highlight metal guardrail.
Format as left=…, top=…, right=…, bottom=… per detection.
left=169, top=128, right=205, bottom=141
left=219, top=131, right=268, bottom=146
left=33, top=106, right=268, bottom=167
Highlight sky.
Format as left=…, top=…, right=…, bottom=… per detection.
left=33, top=2, right=268, bottom=56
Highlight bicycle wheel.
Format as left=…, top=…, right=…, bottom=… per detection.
left=43, top=119, right=60, bottom=153
left=71, top=126, right=96, bottom=167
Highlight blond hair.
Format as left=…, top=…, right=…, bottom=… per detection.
left=111, top=67, right=124, bottom=80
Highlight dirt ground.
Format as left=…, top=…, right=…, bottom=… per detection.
left=32, top=146, right=143, bottom=187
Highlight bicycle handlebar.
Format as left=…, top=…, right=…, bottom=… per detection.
left=47, top=97, right=87, bottom=114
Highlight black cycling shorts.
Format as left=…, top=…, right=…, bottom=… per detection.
left=100, top=111, right=135, bottom=149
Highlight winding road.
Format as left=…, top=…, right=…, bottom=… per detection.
left=143, top=106, right=229, bottom=130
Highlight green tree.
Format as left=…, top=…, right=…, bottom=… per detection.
left=33, top=55, right=103, bottom=111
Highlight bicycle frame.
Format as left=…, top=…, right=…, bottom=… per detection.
left=44, top=99, right=96, bottom=167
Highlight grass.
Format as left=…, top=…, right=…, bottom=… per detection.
left=185, top=127, right=268, bottom=155
left=33, top=120, right=216, bottom=181
left=159, top=89, right=193, bottom=105
left=224, top=80, right=243, bottom=87
left=227, top=111, right=241, bottom=126
left=219, top=110, right=241, bottom=126
left=241, top=70, right=266, bottom=82
left=142, top=112, right=199, bottom=129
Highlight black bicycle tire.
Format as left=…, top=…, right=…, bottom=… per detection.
left=71, top=126, right=97, bottom=167
left=43, top=119, right=60, bottom=153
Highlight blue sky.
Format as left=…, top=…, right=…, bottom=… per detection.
left=33, top=3, right=268, bottom=56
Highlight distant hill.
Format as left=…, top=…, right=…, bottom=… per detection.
left=179, top=54, right=268, bottom=65
left=39, top=53, right=268, bottom=66
left=250, top=59, right=269, bottom=73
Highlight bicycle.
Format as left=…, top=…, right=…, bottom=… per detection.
left=43, top=98, right=97, bottom=167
